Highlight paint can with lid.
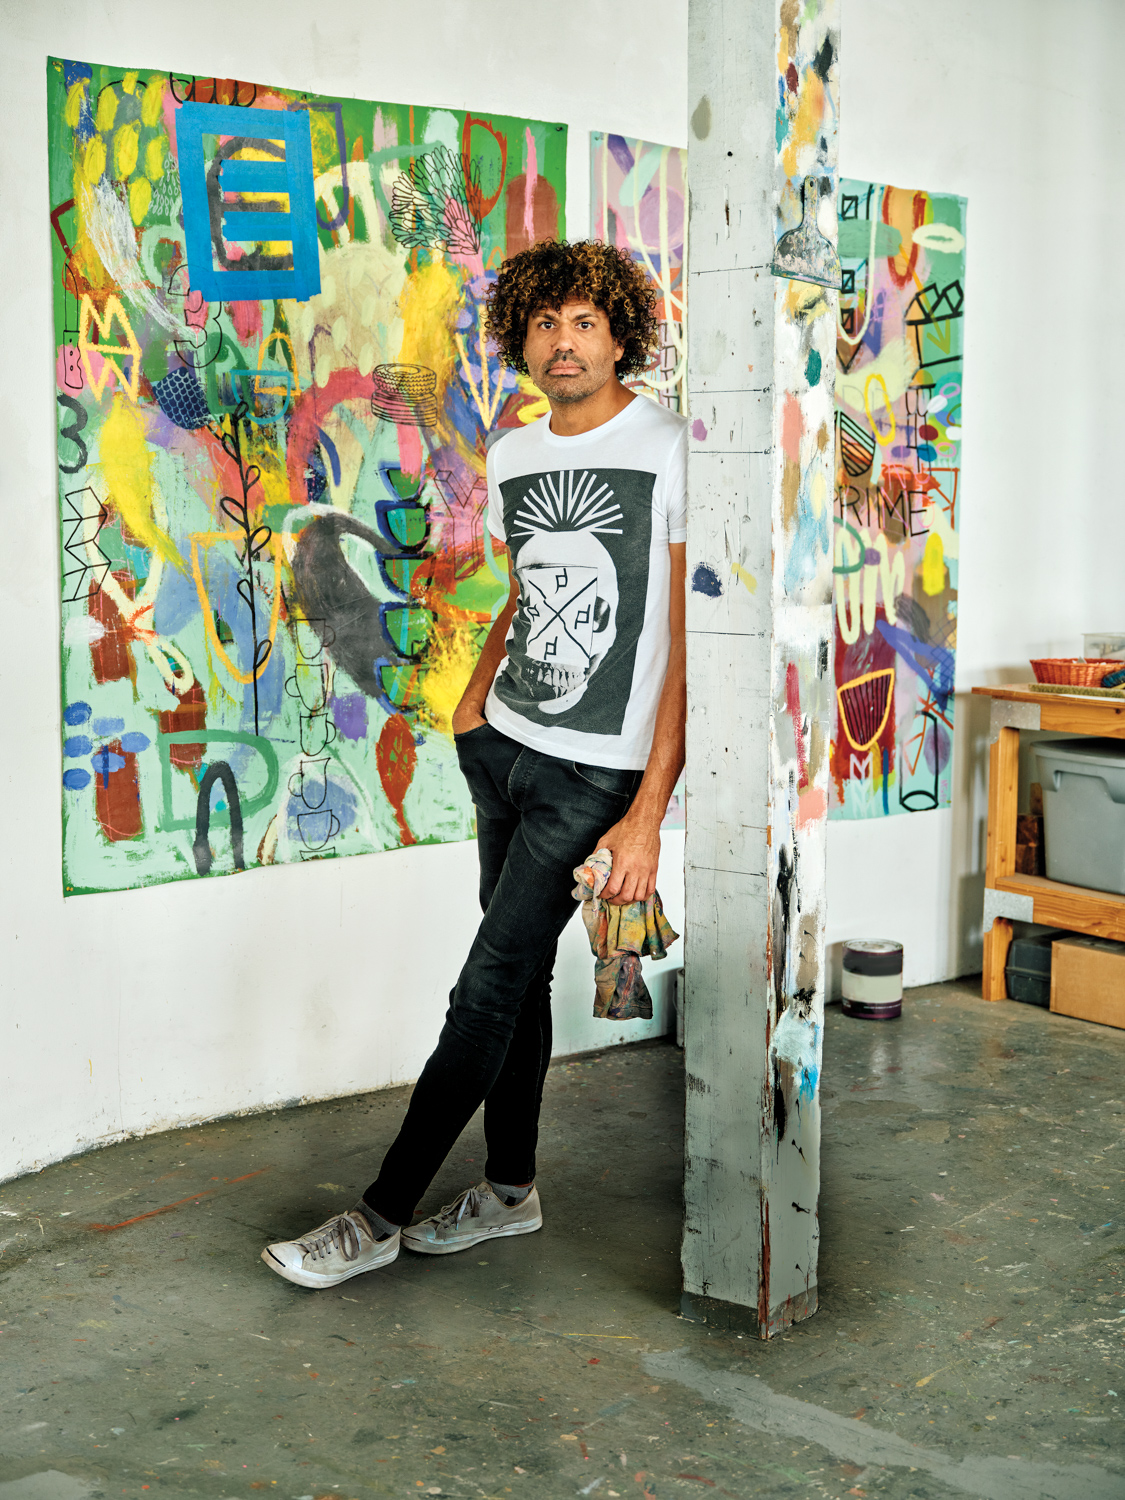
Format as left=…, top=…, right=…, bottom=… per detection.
left=841, top=940, right=903, bottom=1019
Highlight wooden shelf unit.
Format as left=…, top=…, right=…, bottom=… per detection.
left=972, top=684, right=1125, bottom=1001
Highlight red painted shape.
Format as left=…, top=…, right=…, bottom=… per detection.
left=504, top=174, right=560, bottom=258
left=919, top=423, right=939, bottom=441
left=89, top=1190, right=215, bottom=1232
left=94, top=739, right=143, bottom=843
left=50, top=199, right=76, bottom=259
left=230, top=297, right=262, bottom=346
left=376, top=713, right=417, bottom=846
left=882, top=187, right=927, bottom=290
left=461, top=115, right=508, bottom=222
left=88, top=571, right=136, bottom=684
left=785, top=661, right=809, bottom=790
left=786, top=62, right=799, bottom=93
left=159, top=680, right=207, bottom=773
left=285, top=368, right=372, bottom=504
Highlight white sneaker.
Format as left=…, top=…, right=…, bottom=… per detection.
left=261, top=1206, right=399, bottom=1288
left=402, top=1181, right=542, bottom=1256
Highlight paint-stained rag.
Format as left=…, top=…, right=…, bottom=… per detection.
left=572, top=848, right=678, bottom=1020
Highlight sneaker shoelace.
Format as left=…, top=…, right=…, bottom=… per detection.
left=436, top=1186, right=483, bottom=1230
left=298, top=1214, right=362, bottom=1263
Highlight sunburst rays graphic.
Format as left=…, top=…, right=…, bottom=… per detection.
left=512, top=470, right=624, bottom=538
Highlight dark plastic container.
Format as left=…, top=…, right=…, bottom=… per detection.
left=1005, top=929, right=1062, bottom=1007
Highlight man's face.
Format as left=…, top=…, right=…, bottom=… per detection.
left=523, top=299, right=625, bottom=406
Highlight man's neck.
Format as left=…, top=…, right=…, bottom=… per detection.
left=547, top=377, right=635, bottom=437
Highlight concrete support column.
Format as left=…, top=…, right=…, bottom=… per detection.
left=682, top=0, right=840, bottom=1338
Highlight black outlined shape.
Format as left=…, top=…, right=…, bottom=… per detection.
left=62, top=486, right=110, bottom=602
left=193, top=761, right=246, bottom=876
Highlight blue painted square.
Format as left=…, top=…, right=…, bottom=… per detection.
left=178, top=102, right=321, bottom=303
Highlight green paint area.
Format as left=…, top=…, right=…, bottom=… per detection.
left=805, top=348, right=822, bottom=387
left=838, top=218, right=902, bottom=258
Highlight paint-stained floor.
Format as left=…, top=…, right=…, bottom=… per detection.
left=1, top=979, right=1123, bottom=1500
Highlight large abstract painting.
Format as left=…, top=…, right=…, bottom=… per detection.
left=590, top=132, right=686, bottom=414
left=831, top=179, right=966, bottom=819
left=48, top=58, right=565, bottom=894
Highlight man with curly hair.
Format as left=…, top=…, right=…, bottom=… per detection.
left=263, top=241, right=686, bottom=1288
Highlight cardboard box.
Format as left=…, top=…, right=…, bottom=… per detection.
left=1050, top=935, right=1125, bottom=1029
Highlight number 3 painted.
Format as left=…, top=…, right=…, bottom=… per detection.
left=57, top=394, right=88, bottom=474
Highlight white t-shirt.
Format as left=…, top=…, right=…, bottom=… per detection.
left=483, top=395, right=687, bottom=770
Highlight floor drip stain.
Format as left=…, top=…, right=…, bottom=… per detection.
left=0, top=979, right=1122, bottom=1498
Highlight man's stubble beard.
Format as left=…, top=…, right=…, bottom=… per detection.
left=536, top=360, right=616, bottom=406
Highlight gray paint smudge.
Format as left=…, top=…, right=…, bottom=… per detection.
left=642, top=1349, right=1120, bottom=1500
left=291, top=512, right=400, bottom=699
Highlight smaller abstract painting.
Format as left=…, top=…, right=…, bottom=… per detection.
left=831, top=179, right=967, bottom=820
left=590, top=131, right=686, bottom=414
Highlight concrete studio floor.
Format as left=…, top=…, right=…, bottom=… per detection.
left=2, top=981, right=1123, bottom=1500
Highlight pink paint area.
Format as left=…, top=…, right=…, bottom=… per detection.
left=56, top=344, right=84, bottom=393
left=75, top=347, right=121, bottom=397
left=523, top=127, right=539, bottom=247
left=185, top=290, right=210, bottom=330
left=691, top=418, right=708, bottom=442
left=786, top=660, right=809, bottom=789
left=781, top=392, right=804, bottom=463
left=797, top=785, right=827, bottom=829
left=396, top=423, right=424, bottom=482
left=229, top=298, right=263, bottom=346
left=286, top=369, right=372, bottom=503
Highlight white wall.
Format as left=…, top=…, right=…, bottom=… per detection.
left=0, top=0, right=689, bottom=1182
left=826, top=0, right=1125, bottom=987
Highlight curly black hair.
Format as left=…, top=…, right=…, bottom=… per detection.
left=483, top=240, right=659, bottom=379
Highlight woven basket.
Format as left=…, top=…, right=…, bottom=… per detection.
left=1030, top=657, right=1122, bottom=686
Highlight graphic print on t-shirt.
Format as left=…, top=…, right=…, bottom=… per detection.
left=493, top=467, right=655, bottom=736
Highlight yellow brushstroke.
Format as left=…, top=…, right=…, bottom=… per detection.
left=420, top=626, right=476, bottom=738
left=141, top=75, right=166, bottom=126
left=785, top=276, right=829, bottom=324
left=308, top=108, right=339, bottom=177
left=922, top=533, right=945, bottom=596
left=95, top=88, right=117, bottom=133
left=399, top=261, right=467, bottom=453
left=122, top=71, right=138, bottom=95
left=810, top=468, right=827, bottom=518
left=65, top=80, right=87, bottom=128
left=129, top=177, right=152, bottom=225
left=97, top=397, right=179, bottom=567
left=144, top=136, right=164, bottom=181
left=190, top=535, right=283, bottom=686
left=114, top=121, right=139, bottom=180
left=864, top=373, right=896, bottom=447
left=732, top=561, right=758, bottom=594
left=83, top=136, right=106, bottom=184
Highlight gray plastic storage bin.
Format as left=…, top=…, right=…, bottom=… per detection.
left=1035, top=737, right=1125, bottom=895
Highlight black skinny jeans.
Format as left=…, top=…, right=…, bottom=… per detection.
left=364, top=723, right=640, bottom=1226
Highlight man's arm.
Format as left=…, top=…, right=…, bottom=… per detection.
left=451, top=566, right=520, bottom=735
left=597, top=541, right=686, bottom=905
